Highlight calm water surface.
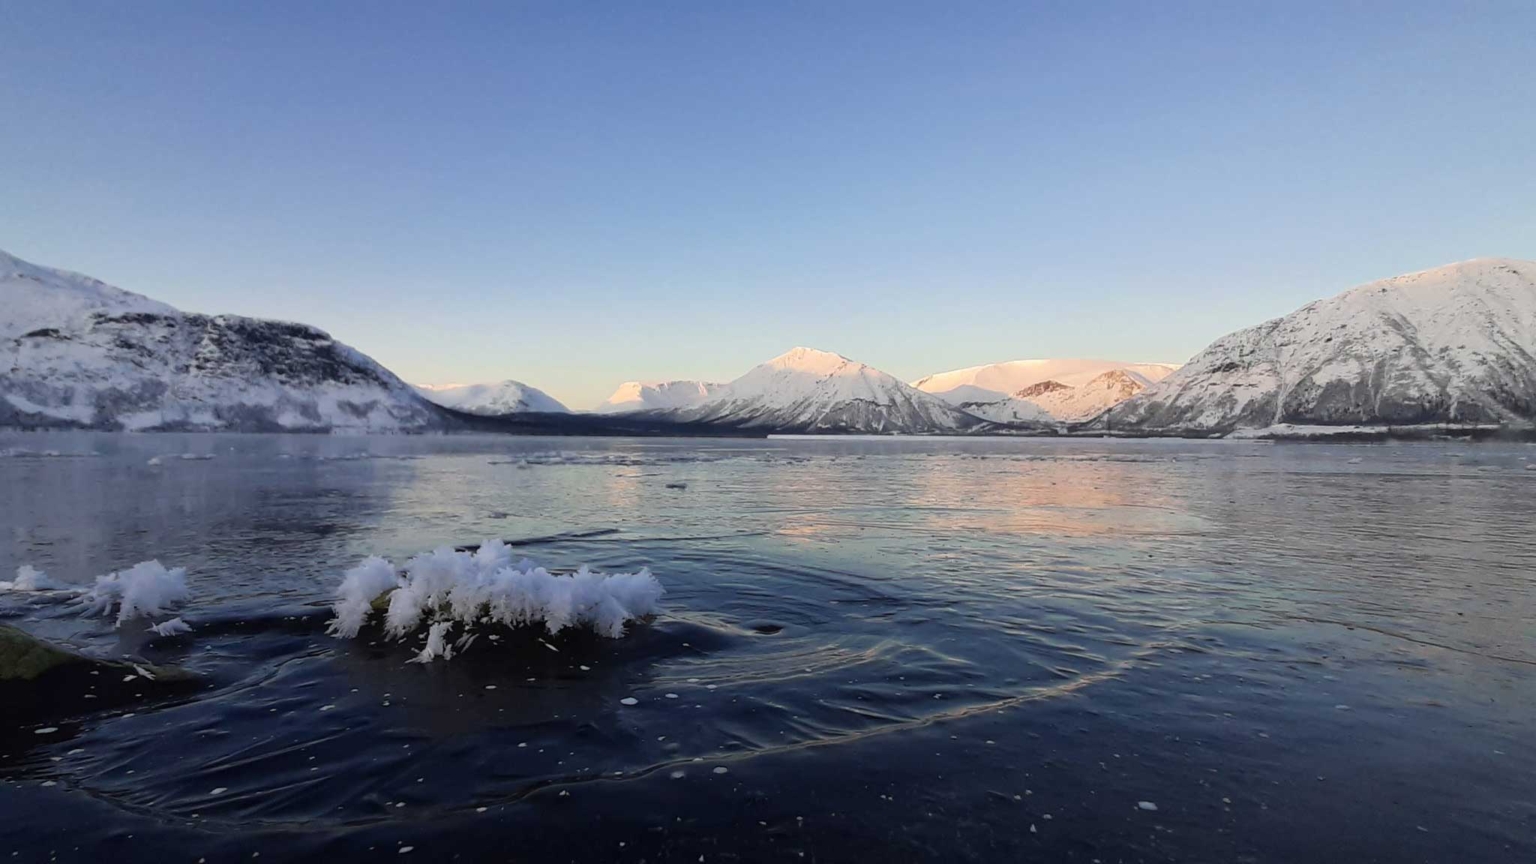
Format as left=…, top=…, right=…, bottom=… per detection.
left=1, top=432, right=1532, bottom=862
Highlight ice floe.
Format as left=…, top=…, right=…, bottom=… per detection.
left=146, top=617, right=193, bottom=637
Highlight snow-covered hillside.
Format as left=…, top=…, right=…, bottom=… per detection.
left=416, top=380, right=568, bottom=415
left=916, top=359, right=1176, bottom=422
left=657, top=347, right=1003, bottom=434
left=1017, top=369, right=1157, bottom=422
left=914, top=358, right=1177, bottom=396
left=595, top=380, right=722, bottom=414
left=925, top=384, right=1054, bottom=425
left=1099, top=258, right=1536, bottom=433
left=1, top=249, right=441, bottom=432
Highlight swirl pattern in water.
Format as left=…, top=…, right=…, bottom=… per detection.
left=1, top=432, right=1533, bottom=862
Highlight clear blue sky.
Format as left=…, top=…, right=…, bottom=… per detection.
left=2, top=2, right=1532, bottom=408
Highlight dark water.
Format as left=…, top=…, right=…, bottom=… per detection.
left=1, top=432, right=1532, bottom=862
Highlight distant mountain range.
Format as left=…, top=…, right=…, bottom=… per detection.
left=913, top=359, right=1179, bottom=423
left=595, top=380, right=723, bottom=414
left=5, top=248, right=1534, bottom=437
left=629, top=347, right=998, bottom=434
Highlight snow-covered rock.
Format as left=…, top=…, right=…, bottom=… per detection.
left=924, top=384, right=1054, bottom=426
left=415, top=380, right=568, bottom=415
left=657, top=347, right=995, bottom=434
left=595, top=380, right=723, bottom=414
left=913, top=358, right=1178, bottom=397
left=1099, top=258, right=1536, bottom=433
left=1, top=248, right=441, bottom=432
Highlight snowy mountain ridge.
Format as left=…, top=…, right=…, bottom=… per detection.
left=916, top=359, right=1176, bottom=422
left=923, top=384, right=1055, bottom=425
left=416, top=380, right=569, bottom=415
left=913, top=358, right=1178, bottom=396
left=1018, top=369, right=1158, bottom=422
left=595, top=380, right=723, bottom=414
left=1099, top=258, right=1536, bottom=432
left=1, top=249, right=441, bottom=432
left=651, top=347, right=1020, bottom=434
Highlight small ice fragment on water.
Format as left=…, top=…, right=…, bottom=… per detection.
left=579, top=665, right=590, bottom=671
left=147, top=457, right=162, bottom=466
left=476, top=807, right=487, bottom=813
left=484, top=685, right=496, bottom=690
left=540, top=640, right=559, bottom=653
left=1335, top=704, right=1350, bottom=710
left=518, top=742, right=527, bottom=748
left=398, top=847, right=414, bottom=854
left=1029, top=824, right=1036, bottom=834
left=123, top=675, right=138, bottom=683
left=1137, top=801, right=1157, bottom=811
left=42, top=780, right=57, bottom=787
left=210, top=787, right=228, bottom=795
left=712, top=766, right=729, bottom=775
left=620, top=697, right=638, bottom=706
left=1347, top=457, right=1362, bottom=464
left=148, top=617, right=192, bottom=637
left=34, top=727, right=58, bottom=735
left=407, top=621, right=454, bottom=664
left=319, top=705, right=335, bottom=712
left=665, top=693, right=679, bottom=699
left=131, top=664, right=156, bottom=680
left=670, top=770, right=685, bottom=779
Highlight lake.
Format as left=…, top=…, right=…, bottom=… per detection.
left=2, top=432, right=1533, bottom=862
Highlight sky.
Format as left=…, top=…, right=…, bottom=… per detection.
left=2, top=2, right=1533, bottom=409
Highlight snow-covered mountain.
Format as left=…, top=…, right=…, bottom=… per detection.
left=1016, top=369, right=1158, bottom=422
left=1098, top=258, right=1536, bottom=433
left=654, top=347, right=1004, bottom=434
left=595, top=380, right=723, bottom=414
left=913, top=358, right=1178, bottom=397
left=924, top=384, right=1055, bottom=425
left=915, top=359, right=1177, bottom=422
left=1, top=249, right=441, bottom=432
left=416, top=380, right=568, bottom=415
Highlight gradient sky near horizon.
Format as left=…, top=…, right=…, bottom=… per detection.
left=3, top=2, right=1533, bottom=408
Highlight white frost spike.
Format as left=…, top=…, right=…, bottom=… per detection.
left=327, top=556, right=402, bottom=638
left=147, top=617, right=192, bottom=637
left=131, top=663, right=156, bottom=681
left=327, top=542, right=664, bottom=660
left=76, top=561, right=189, bottom=626
left=408, top=621, right=455, bottom=664
left=1, top=565, right=62, bottom=592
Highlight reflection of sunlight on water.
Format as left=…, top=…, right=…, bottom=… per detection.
left=6, top=432, right=1536, bottom=856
